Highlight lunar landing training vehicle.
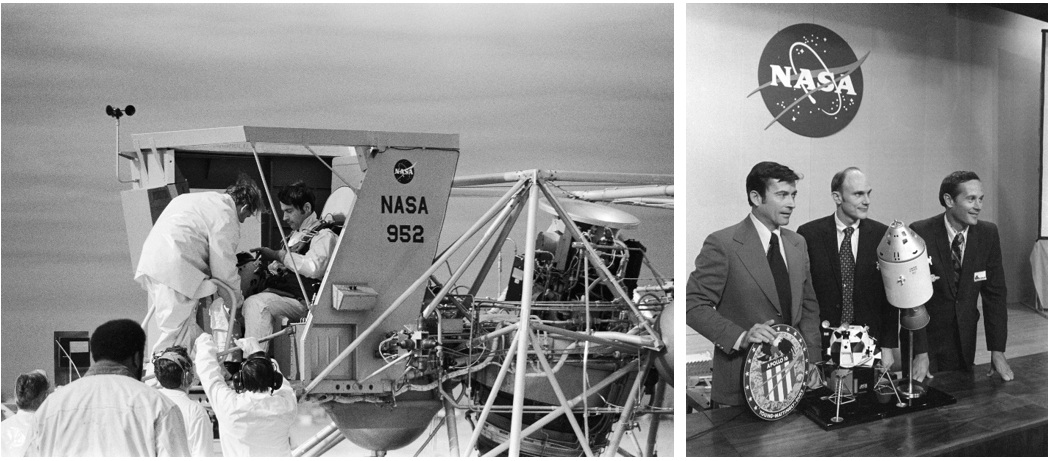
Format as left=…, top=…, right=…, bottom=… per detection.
left=115, top=126, right=674, bottom=456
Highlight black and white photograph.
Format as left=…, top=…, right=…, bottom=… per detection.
left=685, top=3, right=1047, bottom=456
left=1, top=4, right=673, bottom=457
left=4, top=2, right=1049, bottom=458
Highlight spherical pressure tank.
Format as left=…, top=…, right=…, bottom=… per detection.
left=876, top=221, right=933, bottom=309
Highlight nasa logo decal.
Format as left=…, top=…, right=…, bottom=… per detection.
left=742, top=324, right=808, bottom=421
left=748, top=24, right=868, bottom=137
left=394, top=159, right=415, bottom=184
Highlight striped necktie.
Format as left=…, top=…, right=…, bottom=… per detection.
left=951, top=232, right=965, bottom=291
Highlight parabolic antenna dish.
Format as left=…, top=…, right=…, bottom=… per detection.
left=539, top=199, right=640, bottom=230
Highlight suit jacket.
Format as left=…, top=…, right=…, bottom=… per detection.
left=906, top=214, right=1007, bottom=372
left=797, top=216, right=897, bottom=353
left=686, top=216, right=822, bottom=406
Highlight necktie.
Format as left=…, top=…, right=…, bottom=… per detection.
left=839, top=227, right=856, bottom=325
left=952, top=232, right=964, bottom=290
left=768, top=234, right=793, bottom=326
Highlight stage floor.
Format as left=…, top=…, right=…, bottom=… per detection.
left=686, top=352, right=1048, bottom=456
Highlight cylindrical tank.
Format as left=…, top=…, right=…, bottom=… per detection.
left=876, top=221, right=933, bottom=308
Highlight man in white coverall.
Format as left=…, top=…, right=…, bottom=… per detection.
left=246, top=181, right=338, bottom=352
left=195, top=332, right=298, bottom=456
left=136, top=173, right=264, bottom=357
left=153, top=345, right=214, bottom=457
left=26, top=319, right=190, bottom=456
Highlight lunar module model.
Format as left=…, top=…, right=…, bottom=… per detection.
left=116, top=126, right=673, bottom=456
left=821, top=322, right=890, bottom=422
left=801, top=220, right=953, bottom=428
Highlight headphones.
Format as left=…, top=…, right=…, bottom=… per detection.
left=152, top=346, right=194, bottom=388
left=232, top=354, right=283, bottom=394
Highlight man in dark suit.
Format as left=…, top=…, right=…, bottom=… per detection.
left=687, top=161, right=822, bottom=407
left=907, top=171, right=1013, bottom=381
left=797, top=168, right=897, bottom=369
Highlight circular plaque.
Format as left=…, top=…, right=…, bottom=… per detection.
left=742, top=324, right=808, bottom=420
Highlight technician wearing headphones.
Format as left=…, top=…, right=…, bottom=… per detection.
left=154, top=346, right=213, bottom=457
left=194, top=332, right=298, bottom=456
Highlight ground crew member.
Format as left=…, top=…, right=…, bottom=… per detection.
left=135, top=173, right=264, bottom=358
left=194, top=333, right=298, bottom=456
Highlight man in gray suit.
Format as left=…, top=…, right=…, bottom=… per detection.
left=687, top=161, right=822, bottom=407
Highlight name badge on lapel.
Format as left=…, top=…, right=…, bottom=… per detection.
left=974, top=271, right=987, bottom=282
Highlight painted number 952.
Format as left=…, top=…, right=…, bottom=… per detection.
left=387, top=224, right=424, bottom=243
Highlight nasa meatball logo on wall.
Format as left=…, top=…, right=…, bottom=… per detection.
left=394, top=159, right=415, bottom=184
left=748, top=23, right=869, bottom=138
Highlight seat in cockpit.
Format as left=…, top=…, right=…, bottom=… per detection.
left=318, top=186, right=357, bottom=232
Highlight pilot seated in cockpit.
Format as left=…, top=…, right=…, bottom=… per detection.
left=244, top=181, right=338, bottom=354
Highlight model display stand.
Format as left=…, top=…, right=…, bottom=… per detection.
left=799, top=369, right=956, bottom=430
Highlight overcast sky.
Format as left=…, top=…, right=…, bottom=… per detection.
left=1, top=4, right=673, bottom=395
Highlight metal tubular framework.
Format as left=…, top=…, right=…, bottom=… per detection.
left=458, top=172, right=666, bottom=456
left=463, top=331, right=521, bottom=454
left=480, top=358, right=641, bottom=457
left=111, top=129, right=674, bottom=457
left=292, top=422, right=339, bottom=457
left=530, top=322, right=639, bottom=354
left=302, top=177, right=528, bottom=395
left=603, top=353, right=652, bottom=457
left=526, top=329, right=595, bottom=457
left=537, top=182, right=663, bottom=349
left=442, top=385, right=461, bottom=457
left=249, top=143, right=311, bottom=304
left=304, top=430, right=345, bottom=457
left=421, top=187, right=526, bottom=318
left=643, top=378, right=666, bottom=457
left=508, top=172, right=541, bottom=456
left=413, top=418, right=447, bottom=457
left=467, top=322, right=521, bottom=347
left=217, top=326, right=292, bottom=359
left=467, top=198, right=527, bottom=297
left=640, top=253, right=668, bottom=287
left=284, top=168, right=668, bottom=456
left=569, top=185, right=675, bottom=201
left=452, top=170, right=673, bottom=188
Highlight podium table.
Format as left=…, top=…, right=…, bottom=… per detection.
left=687, top=352, right=1048, bottom=456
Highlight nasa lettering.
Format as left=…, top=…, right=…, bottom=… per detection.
left=382, top=195, right=428, bottom=243
left=381, top=196, right=428, bottom=214
left=749, top=23, right=867, bottom=138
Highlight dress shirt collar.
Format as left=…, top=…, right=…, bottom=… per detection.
left=748, top=212, right=780, bottom=253
left=943, top=214, right=969, bottom=246
left=834, top=213, right=860, bottom=234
